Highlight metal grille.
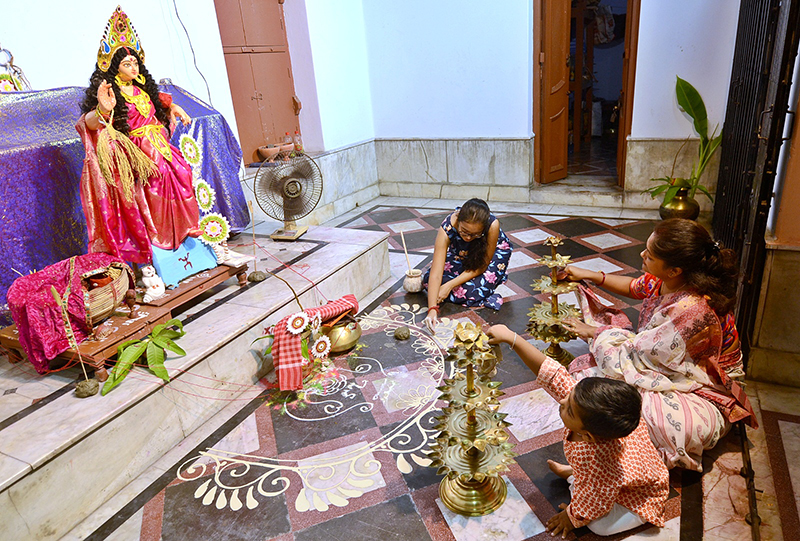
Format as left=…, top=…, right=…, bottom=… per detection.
left=713, top=0, right=800, bottom=359
left=712, top=0, right=777, bottom=253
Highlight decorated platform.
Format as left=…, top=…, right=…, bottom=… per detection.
left=0, top=225, right=389, bottom=540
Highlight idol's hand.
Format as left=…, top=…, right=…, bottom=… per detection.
left=170, top=104, right=191, bottom=126
left=97, top=81, right=116, bottom=115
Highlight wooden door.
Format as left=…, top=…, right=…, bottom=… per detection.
left=215, top=0, right=299, bottom=163
left=616, top=0, right=641, bottom=187
left=540, top=0, right=570, bottom=183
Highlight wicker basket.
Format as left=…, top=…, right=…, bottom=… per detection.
left=84, top=264, right=131, bottom=326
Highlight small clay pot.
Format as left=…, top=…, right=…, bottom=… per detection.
left=279, top=143, right=295, bottom=153
left=257, top=145, right=282, bottom=161
left=403, top=269, right=423, bottom=293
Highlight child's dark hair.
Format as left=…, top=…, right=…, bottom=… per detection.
left=573, top=377, right=642, bottom=440
left=457, top=198, right=491, bottom=272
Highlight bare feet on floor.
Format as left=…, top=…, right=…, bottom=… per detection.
left=547, top=459, right=573, bottom=479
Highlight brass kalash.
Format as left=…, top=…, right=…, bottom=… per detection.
left=427, top=323, right=517, bottom=516
left=527, top=236, right=581, bottom=365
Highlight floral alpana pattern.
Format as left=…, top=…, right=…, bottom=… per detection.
left=177, top=302, right=462, bottom=512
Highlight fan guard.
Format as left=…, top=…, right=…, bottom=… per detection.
left=253, top=153, right=323, bottom=240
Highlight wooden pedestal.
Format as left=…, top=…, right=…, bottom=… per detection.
left=0, top=264, right=248, bottom=381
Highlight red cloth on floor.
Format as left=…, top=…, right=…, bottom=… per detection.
left=271, top=294, right=358, bottom=390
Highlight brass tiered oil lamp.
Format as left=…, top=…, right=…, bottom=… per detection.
left=428, top=323, right=517, bottom=516
left=527, top=236, right=581, bottom=365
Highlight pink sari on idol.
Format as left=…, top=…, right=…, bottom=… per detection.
left=569, top=284, right=757, bottom=471
left=76, top=88, right=199, bottom=263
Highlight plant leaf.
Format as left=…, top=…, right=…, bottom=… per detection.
left=647, top=185, right=670, bottom=198
left=301, top=338, right=309, bottom=360
left=102, top=340, right=147, bottom=395
left=696, top=184, right=714, bottom=201
left=676, top=76, right=709, bottom=141
left=146, top=340, right=169, bottom=382
left=116, top=338, right=142, bottom=358
left=152, top=336, right=186, bottom=356
left=662, top=185, right=681, bottom=204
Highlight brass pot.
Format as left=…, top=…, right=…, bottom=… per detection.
left=323, top=315, right=362, bottom=353
left=659, top=187, right=700, bottom=220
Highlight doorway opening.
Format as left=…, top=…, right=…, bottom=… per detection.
left=566, top=0, right=626, bottom=186
left=536, top=0, right=639, bottom=190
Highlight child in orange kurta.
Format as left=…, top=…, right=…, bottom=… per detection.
left=487, top=324, right=669, bottom=537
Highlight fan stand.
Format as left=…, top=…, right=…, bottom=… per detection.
left=270, top=220, right=308, bottom=241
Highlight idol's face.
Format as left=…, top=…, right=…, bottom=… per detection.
left=117, top=55, right=140, bottom=82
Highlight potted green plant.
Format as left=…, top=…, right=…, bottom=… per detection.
left=645, top=76, right=722, bottom=220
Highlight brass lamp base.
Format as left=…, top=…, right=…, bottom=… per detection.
left=439, top=474, right=507, bottom=517
left=546, top=342, right=574, bottom=366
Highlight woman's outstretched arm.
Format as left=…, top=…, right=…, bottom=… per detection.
left=564, top=265, right=635, bottom=298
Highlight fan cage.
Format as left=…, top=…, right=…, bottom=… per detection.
left=253, top=153, right=323, bottom=222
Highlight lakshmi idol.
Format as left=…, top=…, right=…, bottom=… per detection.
left=77, top=6, right=202, bottom=265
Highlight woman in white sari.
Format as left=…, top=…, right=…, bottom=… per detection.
left=561, top=219, right=756, bottom=471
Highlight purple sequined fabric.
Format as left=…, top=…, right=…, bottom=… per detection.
left=0, top=85, right=248, bottom=318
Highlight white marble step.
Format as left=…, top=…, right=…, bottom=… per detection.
left=0, top=225, right=389, bottom=541
left=531, top=176, right=624, bottom=208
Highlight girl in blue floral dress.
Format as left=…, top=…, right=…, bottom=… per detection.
left=423, top=199, right=513, bottom=330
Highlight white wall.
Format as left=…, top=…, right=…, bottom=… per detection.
left=289, top=0, right=375, bottom=152
left=631, top=0, right=740, bottom=139
left=1, top=0, right=237, bottom=138
left=362, top=0, right=533, bottom=139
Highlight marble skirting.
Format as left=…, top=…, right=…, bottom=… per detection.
left=0, top=225, right=389, bottom=540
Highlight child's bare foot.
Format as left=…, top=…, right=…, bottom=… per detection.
left=547, top=460, right=573, bottom=479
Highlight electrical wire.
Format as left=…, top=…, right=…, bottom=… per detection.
left=172, top=0, right=212, bottom=105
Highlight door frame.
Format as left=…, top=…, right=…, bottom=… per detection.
left=533, top=0, right=641, bottom=187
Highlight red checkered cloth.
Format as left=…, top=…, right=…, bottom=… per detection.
left=271, top=294, right=359, bottom=390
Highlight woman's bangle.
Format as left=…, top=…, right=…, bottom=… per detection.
left=428, top=305, right=440, bottom=313
left=510, top=333, right=517, bottom=349
left=597, top=271, right=606, bottom=286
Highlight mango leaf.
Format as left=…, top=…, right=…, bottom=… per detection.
left=676, top=76, right=709, bottom=141
left=301, top=338, right=309, bottom=360
left=146, top=341, right=169, bottom=382
left=102, top=340, right=147, bottom=395
left=152, top=335, right=186, bottom=356
left=163, top=318, right=185, bottom=335
left=646, top=185, right=670, bottom=198
left=116, top=338, right=142, bottom=358
left=662, top=185, right=682, bottom=204
left=695, top=184, right=714, bottom=201
left=157, top=328, right=183, bottom=341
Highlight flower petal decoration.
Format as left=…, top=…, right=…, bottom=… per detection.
left=311, top=314, right=322, bottom=333
left=287, top=312, right=309, bottom=335
left=179, top=134, right=202, bottom=166
left=198, top=213, right=230, bottom=245
left=195, top=179, right=216, bottom=213
left=311, top=335, right=331, bottom=358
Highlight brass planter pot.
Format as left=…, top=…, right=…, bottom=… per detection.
left=659, top=187, right=700, bottom=220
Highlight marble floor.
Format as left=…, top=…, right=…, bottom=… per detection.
left=1, top=198, right=793, bottom=540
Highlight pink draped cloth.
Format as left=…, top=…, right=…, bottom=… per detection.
left=76, top=89, right=199, bottom=263
left=7, top=253, right=134, bottom=374
left=570, top=284, right=757, bottom=471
